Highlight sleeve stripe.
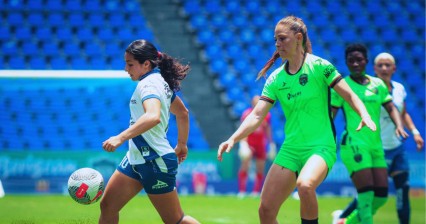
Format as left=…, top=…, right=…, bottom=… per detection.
left=141, top=94, right=160, bottom=102
left=330, top=75, right=343, bottom=88
left=260, top=96, right=275, bottom=104
left=382, top=100, right=393, bottom=106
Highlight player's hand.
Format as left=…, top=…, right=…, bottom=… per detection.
left=175, top=144, right=188, bottom=164
left=356, top=115, right=376, bottom=132
left=217, top=139, right=235, bottom=162
left=102, top=136, right=123, bottom=152
left=395, top=126, right=409, bottom=142
left=414, top=134, right=424, bottom=151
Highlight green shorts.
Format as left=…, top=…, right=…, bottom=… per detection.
left=274, top=146, right=337, bottom=175
left=340, top=145, right=387, bottom=176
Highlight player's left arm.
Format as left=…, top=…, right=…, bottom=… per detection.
left=401, top=104, right=424, bottom=150
left=170, top=95, right=190, bottom=163
left=333, top=79, right=376, bottom=131
left=383, top=101, right=408, bottom=140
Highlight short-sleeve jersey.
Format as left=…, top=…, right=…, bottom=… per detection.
left=241, top=108, right=271, bottom=147
left=127, top=69, right=175, bottom=165
left=261, top=53, right=342, bottom=149
left=331, top=75, right=392, bottom=149
left=380, top=80, right=406, bottom=150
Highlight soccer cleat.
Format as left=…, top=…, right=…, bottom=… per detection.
left=331, top=210, right=343, bottom=224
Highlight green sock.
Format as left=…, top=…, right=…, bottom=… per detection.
left=372, top=196, right=388, bottom=215
left=346, top=191, right=374, bottom=224
left=344, top=209, right=360, bottom=224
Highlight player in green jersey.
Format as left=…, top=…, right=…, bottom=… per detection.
left=217, top=16, right=376, bottom=224
left=331, top=44, right=408, bottom=224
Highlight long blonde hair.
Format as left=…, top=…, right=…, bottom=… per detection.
left=257, top=16, right=312, bottom=80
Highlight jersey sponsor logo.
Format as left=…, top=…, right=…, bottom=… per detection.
left=365, top=87, right=378, bottom=96
left=152, top=180, right=169, bottom=189
left=299, top=74, right=308, bottom=86
left=164, top=84, right=173, bottom=99
left=323, top=65, right=336, bottom=79
left=287, top=91, right=301, bottom=100
left=278, top=81, right=290, bottom=90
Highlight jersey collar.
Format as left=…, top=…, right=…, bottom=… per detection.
left=138, top=68, right=160, bottom=81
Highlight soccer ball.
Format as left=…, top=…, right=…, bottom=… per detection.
left=68, top=167, right=105, bottom=205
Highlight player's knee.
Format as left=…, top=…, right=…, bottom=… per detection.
left=394, top=172, right=409, bottom=189
left=258, top=201, right=276, bottom=219
left=296, top=179, right=316, bottom=197
left=99, top=198, right=109, bottom=212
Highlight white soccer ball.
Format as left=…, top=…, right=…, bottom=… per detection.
left=68, top=167, right=105, bottom=205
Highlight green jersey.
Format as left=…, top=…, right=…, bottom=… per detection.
left=261, top=53, right=342, bottom=149
left=331, top=75, right=392, bottom=149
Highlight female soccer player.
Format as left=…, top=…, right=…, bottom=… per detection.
left=217, top=16, right=376, bottom=224
left=331, top=45, right=408, bottom=224
left=99, top=39, right=199, bottom=224
left=333, top=52, right=424, bottom=224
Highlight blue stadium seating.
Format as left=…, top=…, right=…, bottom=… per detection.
left=179, top=0, right=425, bottom=151
left=0, top=0, right=424, bottom=152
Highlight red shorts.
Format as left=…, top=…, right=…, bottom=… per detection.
left=249, top=144, right=267, bottom=160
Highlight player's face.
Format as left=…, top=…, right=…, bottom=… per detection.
left=274, top=24, right=300, bottom=60
left=346, top=51, right=367, bottom=77
left=374, top=58, right=396, bottom=81
left=124, top=52, right=151, bottom=81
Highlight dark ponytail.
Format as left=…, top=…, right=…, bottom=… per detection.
left=126, top=40, right=190, bottom=92
left=157, top=52, right=190, bottom=92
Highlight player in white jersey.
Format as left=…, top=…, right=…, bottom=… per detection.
left=375, top=53, right=423, bottom=224
left=333, top=53, right=424, bottom=224
left=99, top=40, right=199, bottom=224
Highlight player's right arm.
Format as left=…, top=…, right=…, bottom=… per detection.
left=401, top=106, right=424, bottom=150
left=332, top=79, right=376, bottom=132
left=217, top=100, right=273, bottom=161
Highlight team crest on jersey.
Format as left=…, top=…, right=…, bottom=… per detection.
left=299, top=74, right=308, bottom=86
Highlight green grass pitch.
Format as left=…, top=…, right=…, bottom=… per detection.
left=0, top=194, right=424, bottom=223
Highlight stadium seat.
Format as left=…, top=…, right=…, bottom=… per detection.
left=76, top=28, right=94, bottom=42
left=29, top=57, right=47, bottom=69
left=42, top=42, right=59, bottom=56
left=8, top=57, right=27, bottom=69
left=27, top=0, right=44, bottom=11
left=64, top=0, right=82, bottom=12
left=87, top=14, right=105, bottom=28
left=98, top=27, right=114, bottom=42
left=68, top=13, right=86, bottom=27
left=204, top=1, right=222, bottom=15
left=209, top=59, right=228, bottom=75
left=50, top=57, right=68, bottom=69
left=7, top=12, right=24, bottom=26
left=48, top=13, right=65, bottom=27
left=15, top=27, right=32, bottom=39
left=27, top=13, right=45, bottom=27
left=46, top=0, right=62, bottom=11
left=182, top=0, right=201, bottom=17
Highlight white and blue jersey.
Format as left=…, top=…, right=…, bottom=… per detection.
left=127, top=69, right=176, bottom=165
left=380, top=80, right=406, bottom=150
